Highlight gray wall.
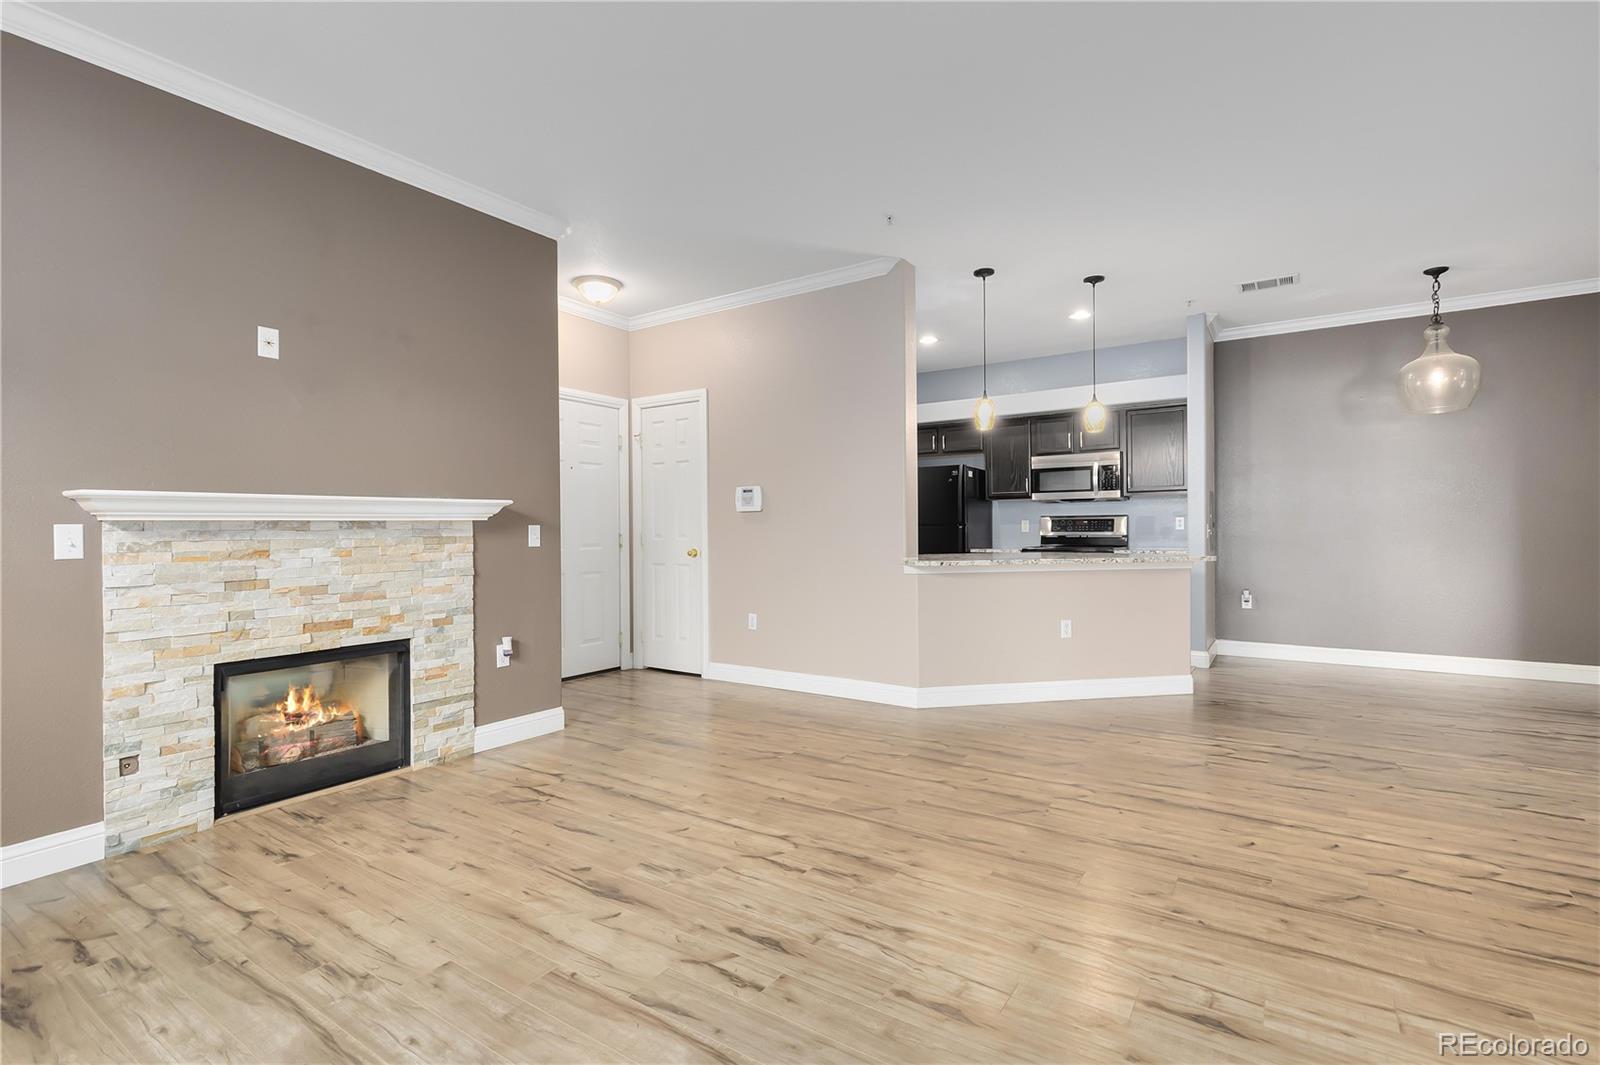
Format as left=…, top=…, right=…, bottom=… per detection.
left=1, top=36, right=562, bottom=845
left=1216, top=293, right=1599, bottom=665
left=917, top=338, right=1185, bottom=401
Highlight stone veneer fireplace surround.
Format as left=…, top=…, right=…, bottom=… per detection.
left=66, top=491, right=511, bottom=855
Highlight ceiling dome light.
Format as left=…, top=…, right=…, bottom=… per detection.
left=1080, top=275, right=1108, bottom=433
left=1069, top=309, right=1093, bottom=321
left=973, top=268, right=997, bottom=432
left=1400, top=266, right=1481, bottom=414
left=919, top=334, right=939, bottom=346
left=572, top=275, right=623, bottom=305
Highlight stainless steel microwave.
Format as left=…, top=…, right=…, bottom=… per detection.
left=1030, top=450, right=1124, bottom=501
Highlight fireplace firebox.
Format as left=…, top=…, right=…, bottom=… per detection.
left=213, top=640, right=410, bottom=816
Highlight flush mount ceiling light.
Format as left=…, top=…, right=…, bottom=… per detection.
left=1400, top=266, right=1481, bottom=414
left=571, top=274, right=623, bottom=305
left=1080, top=275, right=1108, bottom=433
left=919, top=334, right=939, bottom=346
left=973, top=268, right=997, bottom=432
left=1069, top=308, right=1093, bottom=321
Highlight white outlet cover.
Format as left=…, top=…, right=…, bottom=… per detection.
left=53, top=523, right=84, bottom=560
left=1020, top=519, right=1030, bottom=532
left=1059, top=619, right=1072, bottom=638
left=747, top=613, right=758, bottom=631
left=527, top=524, right=541, bottom=547
left=1175, top=516, right=1186, bottom=531
left=256, top=325, right=280, bottom=359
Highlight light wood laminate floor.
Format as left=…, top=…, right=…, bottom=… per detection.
left=4, top=661, right=1597, bottom=1063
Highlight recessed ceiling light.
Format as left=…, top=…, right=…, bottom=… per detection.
left=1069, top=309, right=1093, bottom=321
left=571, top=275, right=623, bottom=305
left=919, top=334, right=939, bottom=346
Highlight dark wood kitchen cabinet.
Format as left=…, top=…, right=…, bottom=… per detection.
left=1125, top=405, right=1186, bottom=493
left=917, top=421, right=985, bottom=456
left=916, top=426, right=940, bottom=455
left=985, top=418, right=1033, bottom=498
left=1034, top=411, right=1122, bottom=454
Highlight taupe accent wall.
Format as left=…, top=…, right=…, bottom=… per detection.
left=1216, top=293, right=1599, bottom=665
left=629, top=264, right=922, bottom=686
left=1, top=36, right=562, bottom=845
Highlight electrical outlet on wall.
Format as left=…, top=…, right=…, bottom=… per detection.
left=747, top=613, right=758, bottom=631
left=1020, top=519, right=1030, bottom=533
left=1059, top=619, right=1072, bottom=638
left=1175, top=516, right=1186, bottom=531
left=527, top=524, right=541, bottom=548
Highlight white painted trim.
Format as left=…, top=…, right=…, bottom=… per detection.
left=558, top=388, right=633, bottom=672
left=0, top=3, right=568, bottom=240
left=705, top=662, right=919, bottom=707
left=630, top=389, right=711, bottom=675
left=63, top=489, right=512, bottom=522
left=1191, top=643, right=1217, bottom=669
left=916, top=373, right=1188, bottom=424
left=627, top=258, right=900, bottom=332
left=1, top=822, right=106, bottom=888
left=1213, top=640, right=1600, bottom=686
left=558, top=296, right=632, bottom=331
left=1212, top=278, right=1600, bottom=342
left=473, top=707, right=565, bottom=754
left=704, top=662, right=1195, bottom=708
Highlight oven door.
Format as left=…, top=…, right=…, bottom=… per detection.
left=1030, top=451, right=1124, bottom=501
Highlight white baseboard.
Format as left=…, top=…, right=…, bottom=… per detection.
left=1213, top=640, right=1600, bottom=685
left=1, top=822, right=106, bottom=889
left=474, top=706, right=565, bottom=753
left=1191, top=642, right=1217, bottom=669
left=704, top=662, right=919, bottom=707
left=704, top=662, right=1194, bottom=708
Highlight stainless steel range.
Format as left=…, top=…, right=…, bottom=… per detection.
left=1020, top=515, right=1129, bottom=553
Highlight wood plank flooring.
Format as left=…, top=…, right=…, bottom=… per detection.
left=4, top=660, right=1597, bottom=1063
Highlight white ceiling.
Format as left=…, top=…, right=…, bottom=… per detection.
left=22, top=2, right=1600, bottom=370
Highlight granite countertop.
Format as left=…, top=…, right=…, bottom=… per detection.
left=904, top=550, right=1212, bottom=571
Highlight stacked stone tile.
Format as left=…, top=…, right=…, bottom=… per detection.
left=101, top=520, right=476, bottom=854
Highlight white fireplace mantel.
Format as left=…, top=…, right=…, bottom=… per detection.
left=63, top=489, right=513, bottom=522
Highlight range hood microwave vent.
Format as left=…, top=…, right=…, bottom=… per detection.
left=1238, top=273, right=1300, bottom=293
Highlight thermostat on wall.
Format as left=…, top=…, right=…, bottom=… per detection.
left=735, top=486, right=763, bottom=512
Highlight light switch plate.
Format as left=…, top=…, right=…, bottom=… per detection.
left=1059, top=619, right=1072, bottom=639
left=527, top=524, right=541, bottom=548
left=747, top=613, right=758, bottom=631
left=53, top=523, right=84, bottom=560
left=1175, top=516, right=1186, bottom=531
left=257, top=325, right=280, bottom=360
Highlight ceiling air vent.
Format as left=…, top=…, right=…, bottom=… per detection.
left=1238, top=273, right=1300, bottom=293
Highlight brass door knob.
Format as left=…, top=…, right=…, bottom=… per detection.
left=687, top=548, right=700, bottom=558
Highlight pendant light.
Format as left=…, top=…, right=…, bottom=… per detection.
left=1400, top=266, right=1481, bottom=414
left=973, top=267, right=997, bottom=431
left=1080, top=274, right=1108, bottom=433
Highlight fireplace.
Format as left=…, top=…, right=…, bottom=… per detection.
left=214, top=640, right=411, bottom=816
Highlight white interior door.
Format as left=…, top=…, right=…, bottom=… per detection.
left=559, top=394, right=624, bottom=678
left=634, top=393, right=706, bottom=674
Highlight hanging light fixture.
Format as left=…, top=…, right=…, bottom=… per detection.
left=1080, top=274, right=1108, bottom=433
left=1400, top=266, right=1481, bottom=414
left=973, top=267, right=997, bottom=431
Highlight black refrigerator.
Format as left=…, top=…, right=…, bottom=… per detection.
left=918, top=464, right=993, bottom=554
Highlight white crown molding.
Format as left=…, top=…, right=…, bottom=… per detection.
left=558, top=296, right=632, bottom=331
left=474, top=706, right=565, bottom=754
left=1, top=822, right=106, bottom=888
left=626, top=258, right=901, bottom=332
left=64, top=489, right=513, bottom=522
left=704, top=661, right=1195, bottom=708
left=1, top=2, right=567, bottom=240
left=1213, top=278, right=1600, bottom=343
left=1214, top=640, right=1600, bottom=686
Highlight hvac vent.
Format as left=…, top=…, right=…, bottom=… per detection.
left=1238, top=273, right=1300, bottom=293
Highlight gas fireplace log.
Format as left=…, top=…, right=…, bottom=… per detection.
left=235, top=709, right=367, bottom=770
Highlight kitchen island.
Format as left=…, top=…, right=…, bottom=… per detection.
left=901, top=551, right=1213, bottom=705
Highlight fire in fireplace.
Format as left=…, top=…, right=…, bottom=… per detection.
left=214, top=640, right=410, bottom=816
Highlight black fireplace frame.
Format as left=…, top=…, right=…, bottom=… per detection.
left=213, top=639, right=411, bottom=817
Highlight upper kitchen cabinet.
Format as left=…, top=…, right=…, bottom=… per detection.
left=1032, top=410, right=1122, bottom=454
left=985, top=418, right=1033, bottom=498
left=918, top=421, right=984, bottom=456
left=1125, top=405, right=1186, bottom=493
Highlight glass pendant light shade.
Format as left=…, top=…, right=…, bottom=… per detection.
left=974, top=393, right=997, bottom=431
left=1081, top=398, right=1108, bottom=432
left=1400, top=323, right=1481, bottom=414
